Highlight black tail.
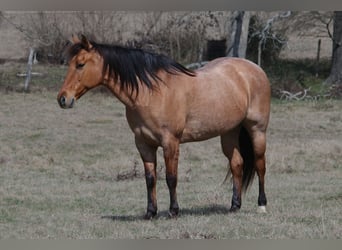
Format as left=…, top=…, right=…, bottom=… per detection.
left=239, top=126, right=256, bottom=192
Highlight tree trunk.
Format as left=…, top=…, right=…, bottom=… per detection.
left=258, top=40, right=262, bottom=67
left=226, top=11, right=250, bottom=58
left=238, top=12, right=250, bottom=58
left=327, top=11, right=342, bottom=85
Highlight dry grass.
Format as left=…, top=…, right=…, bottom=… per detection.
left=0, top=90, right=341, bottom=239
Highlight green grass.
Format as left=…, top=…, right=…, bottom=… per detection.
left=0, top=61, right=67, bottom=92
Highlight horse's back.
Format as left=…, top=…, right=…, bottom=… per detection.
left=193, top=57, right=270, bottom=113
left=197, top=57, right=270, bottom=92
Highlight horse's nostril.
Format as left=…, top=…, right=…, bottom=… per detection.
left=58, top=95, right=75, bottom=109
left=59, top=95, right=66, bottom=107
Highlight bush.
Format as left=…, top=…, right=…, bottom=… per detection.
left=130, top=12, right=209, bottom=65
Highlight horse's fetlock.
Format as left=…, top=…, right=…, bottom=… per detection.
left=144, top=210, right=157, bottom=220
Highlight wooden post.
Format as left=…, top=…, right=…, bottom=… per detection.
left=226, top=11, right=248, bottom=58
left=257, top=40, right=262, bottom=67
left=24, top=47, right=35, bottom=92
left=315, top=39, right=321, bottom=77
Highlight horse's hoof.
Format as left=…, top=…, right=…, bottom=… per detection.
left=229, top=206, right=240, bottom=213
left=168, top=208, right=179, bottom=218
left=257, top=205, right=267, bottom=213
left=143, top=211, right=157, bottom=220
left=168, top=212, right=178, bottom=219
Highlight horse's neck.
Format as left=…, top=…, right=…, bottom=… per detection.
left=104, top=79, right=146, bottom=109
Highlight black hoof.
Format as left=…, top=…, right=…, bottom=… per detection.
left=229, top=206, right=240, bottom=213
left=143, top=210, right=157, bottom=220
left=168, top=207, right=179, bottom=218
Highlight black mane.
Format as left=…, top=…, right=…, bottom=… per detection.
left=67, top=41, right=196, bottom=91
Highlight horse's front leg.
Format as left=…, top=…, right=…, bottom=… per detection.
left=162, top=137, right=180, bottom=218
left=135, top=137, right=158, bottom=220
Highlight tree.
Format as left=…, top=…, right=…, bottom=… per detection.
left=226, top=11, right=250, bottom=58
left=327, top=11, right=342, bottom=85
left=248, top=11, right=291, bottom=66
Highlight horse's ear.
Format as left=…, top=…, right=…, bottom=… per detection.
left=81, top=34, right=93, bottom=50
left=71, top=34, right=81, bottom=44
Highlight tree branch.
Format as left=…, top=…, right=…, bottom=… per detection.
left=327, top=15, right=341, bottom=47
left=0, top=12, right=52, bottom=47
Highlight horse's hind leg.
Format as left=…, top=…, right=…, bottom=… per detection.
left=135, top=137, right=158, bottom=219
left=243, top=119, right=268, bottom=213
left=250, top=129, right=268, bottom=213
left=221, top=127, right=244, bottom=212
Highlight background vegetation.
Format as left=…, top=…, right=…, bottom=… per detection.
left=1, top=11, right=340, bottom=98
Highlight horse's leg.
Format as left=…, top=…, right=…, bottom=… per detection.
left=162, top=136, right=180, bottom=217
left=135, top=137, right=158, bottom=219
left=221, top=127, right=244, bottom=212
left=250, top=129, right=267, bottom=213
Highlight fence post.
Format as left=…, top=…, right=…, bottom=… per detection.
left=24, top=47, right=35, bottom=92
left=315, top=39, right=321, bottom=77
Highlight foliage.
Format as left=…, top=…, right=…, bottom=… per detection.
left=265, top=58, right=332, bottom=98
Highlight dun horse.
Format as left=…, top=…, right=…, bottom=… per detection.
left=57, top=35, right=271, bottom=219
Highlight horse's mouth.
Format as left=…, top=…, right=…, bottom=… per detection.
left=75, top=87, right=89, bottom=100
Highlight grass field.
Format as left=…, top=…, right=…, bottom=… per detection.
left=0, top=88, right=341, bottom=239
left=0, top=60, right=341, bottom=238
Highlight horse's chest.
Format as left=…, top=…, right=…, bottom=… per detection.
left=126, top=111, right=161, bottom=145
left=135, top=125, right=160, bottom=144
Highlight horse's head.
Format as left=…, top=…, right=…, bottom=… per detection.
left=57, top=35, right=104, bottom=109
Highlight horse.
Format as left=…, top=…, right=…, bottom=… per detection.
left=57, top=35, right=271, bottom=219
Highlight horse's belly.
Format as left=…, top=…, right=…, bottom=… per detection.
left=180, top=116, right=241, bottom=143
left=180, top=129, right=219, bottom=143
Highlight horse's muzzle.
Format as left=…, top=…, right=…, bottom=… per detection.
left=58, top=95, right=75, bottom=109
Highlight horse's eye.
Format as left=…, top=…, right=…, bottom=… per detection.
left=76, top=63, right=85, bottom=69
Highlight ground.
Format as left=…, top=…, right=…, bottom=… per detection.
left=0, top=88, right=341, bottom=238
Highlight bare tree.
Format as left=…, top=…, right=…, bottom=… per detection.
left=133, top=12, right=209, bottom=64
left=75, top=11, right=126, bottom=44
left=226, top=11, right=250, bottom=58
left=249, top=11, right=291, bottom=66
left=0, top=11, right=70, bottom=63
left=326, top=11, right=342, bottom=86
